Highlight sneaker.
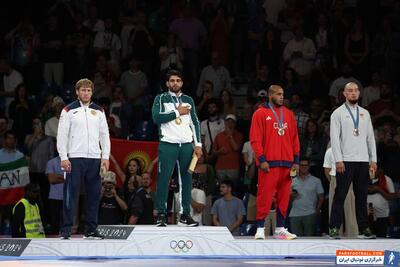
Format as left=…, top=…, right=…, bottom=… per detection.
left=156, top=213, right=167, bottom=227
left=60, top=231, right=71, bottom=240
left=178, top=214, right=199, bottom=227
left=83, top=230, right=104, bottom=240
left=254, top=227, right=265, bottom=240
left=329, top=227, right=340, bottom=239
left=273, top=228, right=297, bottom=240
left=358, top=227, right=376, bottom=239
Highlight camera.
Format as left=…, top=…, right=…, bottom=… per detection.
left=104, top=184, right=113, bottom=192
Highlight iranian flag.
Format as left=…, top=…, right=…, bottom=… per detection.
left=0, top=157, right=30, bottom=205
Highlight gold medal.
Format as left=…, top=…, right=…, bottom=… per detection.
left=175, top=117, right=182, bottom=125
left=91, top=110, right=97, bottom=116
left=353, top=128, right=360, bottom=136
left=278, top=128, right=285, bottom=136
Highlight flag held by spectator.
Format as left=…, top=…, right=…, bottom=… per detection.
left=0, top=157, right=30, bottom=205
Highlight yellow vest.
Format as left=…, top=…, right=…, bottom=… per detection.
left=13, top=198, right=45, bottom=238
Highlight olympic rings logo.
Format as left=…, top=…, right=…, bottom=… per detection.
left=169, top=240, right=193, bottom=253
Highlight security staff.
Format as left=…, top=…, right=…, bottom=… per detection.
left=12, top=183, right=45, bottom=238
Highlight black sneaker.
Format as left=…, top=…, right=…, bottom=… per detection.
left=60, top=232, right=70, bottom=240
left=156, top=213, right=167, bottom=227
left=83, top=230, right=104, bottom=240
left=178, top=214, right=199, bottom=227
left=329, top=227, right=340, bottom=239
left=358, top=227, right=376, bottom=239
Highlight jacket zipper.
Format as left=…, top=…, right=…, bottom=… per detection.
left=85, top=108, right=90, bottom=157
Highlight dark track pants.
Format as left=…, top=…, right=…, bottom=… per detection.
left=62, top=158, right=101, bottom=235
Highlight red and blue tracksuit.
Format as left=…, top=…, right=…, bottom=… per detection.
left=250, top=103, right=300, bottom=221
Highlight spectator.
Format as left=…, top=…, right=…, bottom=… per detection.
left=44, top=96, right=65, bottom=138
left=0, top=58, right=24, bottom=117
left=0, top=131, right=26, bottom=234
left=192, top=154, right=217, bottom=226
left=93, top=17, right=122, bottom=74
left=219, top=89, right=236, bottom=117
left=300, top=119, right=328, bottom=179
left=169, top=4, right=207, bottom=95
left=368, top=83, right=399, bottom=118
left=127, top=171, right=155, bottom=225
left=314, top=13, right=330, bottom=58
left=211, top=180, right=245, bottom=236
left=0, top=116, right=9, bottom=148
left=368, top=168, right=399, bottom=237
left=8, top=84, right=36, bottom=149
left=120, top=56, right=148, bottom=122
left=249, top=64, right=274, bottom=94
left=190, top=172, right=207, bottom=226
left=83, top=5, right=105, bottom=34
left=40, top=15, right=64, bottom=87
left=11, top=184, right=44, bottom=238
left=255, top=30, right=280, bottom=80
left=200, top=98, right=225, bottom=160
left=25, top=118, right=55, bottom=224
left=98, top=171, right=127, bottom=225
left=45, top=156, right=64, bottom=235
left=213, top=114, right=243, bottom=186
left=290, top=93, right=309, bottom=139
left=196, top=81, right=215, bottom=121
left=344, top=16, right=370, bottom=83
left=247, top=8, right=270, bottom=72
left=378, top=131, right=400, bottom=207
left=210, top=7, right=230, bottom=65
left=128, top=9, right=155, bottom=74
left=4, top=18, right=40, bottom=92
left=362, top=71, right=382, bottom=107
left=308, top=97, right=331, bottom=125
left=159, top=33, right=184, bottom=73
left=283, top=26, right=316, bottom=77
left=197, top=52, right=231, bottom=99
left=91, top=53, right=117, bottom=101
left=64, top=11, right=91, bottom=81
left=282, top=68, right=302, bottom=100
left=289, top=158, right=324, bottom=236
left=111, top=154, right=142, bottom=187
left=98, top=97, right=121, bottom=138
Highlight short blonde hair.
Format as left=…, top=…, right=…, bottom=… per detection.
left=75, top=78, right=94, bottom=91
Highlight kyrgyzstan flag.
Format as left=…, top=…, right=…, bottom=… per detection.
left=0, top=157, right=30, bottom=205
left=110, top=138, right=158, bottom=188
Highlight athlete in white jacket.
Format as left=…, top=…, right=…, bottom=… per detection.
left=57, top=78, right=110, bottom=240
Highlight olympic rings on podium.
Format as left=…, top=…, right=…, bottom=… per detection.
left=169, top=240, right=194, bottom=253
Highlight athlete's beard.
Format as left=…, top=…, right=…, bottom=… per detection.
left=271, top=98, right=283, bottom=107
left=348, top=99, right=358, bottom=105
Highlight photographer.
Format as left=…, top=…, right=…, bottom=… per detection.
left=98, top=171, right=127, bottom=225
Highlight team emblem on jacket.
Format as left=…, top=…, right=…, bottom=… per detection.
left=91, top=110, right=97, bottom=116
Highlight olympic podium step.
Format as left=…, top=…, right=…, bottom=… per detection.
left=1, top=226, right=399, bottom=258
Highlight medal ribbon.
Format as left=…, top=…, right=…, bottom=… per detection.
left=170, top=94, right=181, bottom=111
left=344, top=103, right=359, bottom=130
left=268, top=103, right=284, bottom=129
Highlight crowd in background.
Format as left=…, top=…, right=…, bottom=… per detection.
left=0, top=0, right=400, bottom=238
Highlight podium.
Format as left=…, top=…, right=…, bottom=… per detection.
left=1, top=226, right=399, bottom=259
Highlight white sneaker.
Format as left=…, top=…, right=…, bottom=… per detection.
left=254, top=227, right=265, bottom=240
left=273, top=228, right=297, bottom=240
